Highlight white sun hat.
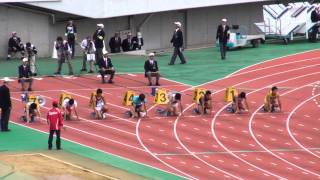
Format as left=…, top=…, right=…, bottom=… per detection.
left=174, top=21, right=182, bottom=27
left=97, top=23, right=104, bottom=28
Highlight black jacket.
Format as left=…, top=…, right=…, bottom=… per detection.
left=65, top=24, right=77, bottom=40
left=8, top=37, right=22, bottom=49
left=98, top=57, right=113, bottom=69
left=0, top=84, right=11, bottom=109
left=19, top=65, right=32, bottom=79
left=216, top=25, right=230, bottom=43
left=122, top=38, right=132, bottom=52
left=109, top=37, right=122, bottom=53
left=93, top=29, right=105, bottom=49
left=144, top=60, right=159, bottom=73
left=132, top=36, right=144, bottom=50
left=171, top=29, right=183, bottom=48
left=311, top=10, right=320, bottom=23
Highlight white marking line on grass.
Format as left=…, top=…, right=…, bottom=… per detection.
left=212, top=74, right=320, bottom=179
left=248, top=82, right=320, bottom=177
left=286, top=93, right=320, bottom=159
left=10, top=97, right=145, bottom=152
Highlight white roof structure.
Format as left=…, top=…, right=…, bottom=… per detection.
left=23, top=0, right=273, bottom=18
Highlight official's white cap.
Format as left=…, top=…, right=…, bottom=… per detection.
left=3, top=77, right=10, bottom=82
left=22, top=58, right=28, bottom=62
left=12, top=31, right=17, bottom=35
left=148, top=52, right=155, bottom=57
left=97, top=23, right=104, bottom=28
left=174, top=21, right=182, bottom=27
left=103, top=49, right=109, bottom=55
left=222, top=18, right=227, bottom=22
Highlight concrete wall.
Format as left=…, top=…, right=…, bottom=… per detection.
left=0, top=2, right=264, bottom=58
left=0, top=5, right=52, bottom=57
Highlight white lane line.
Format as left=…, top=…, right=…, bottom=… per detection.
left=249, top=82, right=320, bottom=177
left=11, top=97, right=143, bottom=151
left=212, top=74, right=320, bottom=179
left=287, top=93, right=320, bottom=159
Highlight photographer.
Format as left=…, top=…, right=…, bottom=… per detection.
left=22, top=42, right=38, bottom=76
left=54, top=36, right=74, bottom=75
left=80, top=36, right=96, bottom=73
left=7, top=32, right=23, bottom=60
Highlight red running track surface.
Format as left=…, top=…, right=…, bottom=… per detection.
left=4, top=49, right=320, bottom=179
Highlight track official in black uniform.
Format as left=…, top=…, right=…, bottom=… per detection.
left=98, top=50, right=115, bottom=84
left=65, top=20, right=77, bottom=58
left=144, top=53, right=160, bottom=86
left=168, top=22, right=186, bottom=65
left=93, top=24, right=105, bottom=61
left=216, top=18, right=230, bottom=60
left=0, top=79, right=12, bottom=132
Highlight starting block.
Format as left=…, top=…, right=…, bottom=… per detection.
left=89, top=92, right=97, bottom=108
left=224, top=87, right=238, bottom=102
left=154, top=88, right=169, bottom=105
left=123, top=91, right=136, bottom=106
left=193, top=88, right=206, bottom=103
left=59, top=93, right=72, bottom=107
left=26, top=94, right=45, bottom=107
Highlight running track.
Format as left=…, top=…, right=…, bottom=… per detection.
left=4, top=49, right=320, bottom=179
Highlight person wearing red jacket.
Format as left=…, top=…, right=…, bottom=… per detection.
left=47, top=101, right=63, bottom=150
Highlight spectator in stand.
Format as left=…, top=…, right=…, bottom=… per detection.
left=122, top=33, right=133, bottom=52
left=109, top=32, right=122, bottom=53
left=65, top=20, right=77, bottom=58
left=310, top=7, right=320, bottom=42
left=93, top=24, right=105, bottom=61
left=132, top=32, right=144, bottom=50
left=7, top=32, right=23, bottom=60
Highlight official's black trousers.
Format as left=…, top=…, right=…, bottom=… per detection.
left=48, top=130, right=61, bottom=149
left=0, top=108, right=11, bottom=131
left=219, top=42, right=227, bottom=59
left=169, top=47, right=186, bottom=65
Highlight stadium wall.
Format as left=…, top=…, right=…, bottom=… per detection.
left=0, top=2, right=263, bottom=58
